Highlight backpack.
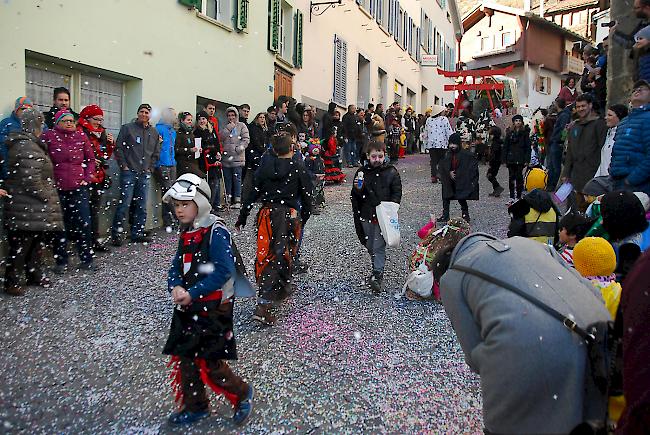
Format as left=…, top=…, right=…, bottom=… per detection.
left=211, top=221, right=255, bottom=298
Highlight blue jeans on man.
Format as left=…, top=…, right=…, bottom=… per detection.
left=112, top=170, right=150, bottom=240
left=344, top=139, right=358, bottom=166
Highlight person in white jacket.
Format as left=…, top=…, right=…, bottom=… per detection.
left=596, top=104, right=628, bottom=177
left=423, top=105, right=453, bottom=183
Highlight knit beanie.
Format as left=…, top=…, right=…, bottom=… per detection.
left=601, top=191, right=649, bottom=241
left=449, top=133, right=462, bottom=146
left=14, top=96, right=33, bottom=111
left=54, top=109, right=73, bottom=125
left=19, top=108, right=44, bottom=135
left=79, top=104, right=103, bottom=120
left=635, top=24, right=650, bottom=41
left=525, top=168, right=548, bottom=191
left=573, top=237, right=617, bottom=278
left=582, top=176, right=613, bottom=197
left=196, top=110, right=209, bottom=121
left=226, top=106, right=238, bottom=116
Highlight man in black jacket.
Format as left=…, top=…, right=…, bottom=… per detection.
left=43, top=87, right=78, bottom=129
left=438, top=133, right=479, bottom=223
left=351, top=141, right=402, bottom=293
left=342, top=104, right=358, bottom=166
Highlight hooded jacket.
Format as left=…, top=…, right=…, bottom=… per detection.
left=350, top=162, right=402, bottom=245
left=441, top=234, right=610, bottom=434
left=507, top=188, right=560, bottom=245
left=238, top=151, right=313, bottom=225
left=42, top=126, right=97, bottom=191
left=3, top=131, right=64, bottom=232
left=502, top=126, right=532, bottom=165
left=561, top=113, right=608, bottom=192
left=0, top=112, right=23, bottom=182
left=609, top=105, right=650, bottom=192
left=155, top=121, right=176, bottom=167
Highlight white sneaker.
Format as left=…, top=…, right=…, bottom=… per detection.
left=232, top=202, right=241, bottom=209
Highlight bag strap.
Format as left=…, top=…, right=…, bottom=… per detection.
left=450, top=264, right=596, bottom=343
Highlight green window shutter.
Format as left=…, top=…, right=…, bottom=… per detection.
left=179, top=0, right=200, bottom=9
left=269, top=0, right=280, bottom=52
left=293, top=10, right=304, bottom=68
left=237, top=0, right=249, bottom=31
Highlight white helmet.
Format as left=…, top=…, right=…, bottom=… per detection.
left=163, top=173, right=214, bottom=228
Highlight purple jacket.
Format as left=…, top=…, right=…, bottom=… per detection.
left=43, top=126, right=96, bottom=191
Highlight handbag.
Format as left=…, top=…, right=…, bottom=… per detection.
left=450, top=263, right=616, bottom=431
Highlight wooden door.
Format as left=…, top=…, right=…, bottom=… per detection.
left=274, top=65, right=293, bottom=102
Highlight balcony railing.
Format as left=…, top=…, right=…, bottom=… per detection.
left=563, top=56, right=584, bottom=75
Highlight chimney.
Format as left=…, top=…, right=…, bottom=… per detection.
left=524, top=0, right=531, bottom=12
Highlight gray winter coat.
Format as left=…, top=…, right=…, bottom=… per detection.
left=3, top=132, right=64, bottom=232
left=440, top=234, right=610, bottom=434
left=113, top=121, right=160, bottom=173
left=219, top=122, right=249, bottom=168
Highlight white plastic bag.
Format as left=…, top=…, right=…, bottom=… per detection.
left=376, top=201, right=401, bottom=247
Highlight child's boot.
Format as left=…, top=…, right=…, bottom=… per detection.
left=252, top=304, right=276, bottom=326
left=168, top=408, right=210, bottom=426
left=233, top=386, right=254, bottom=426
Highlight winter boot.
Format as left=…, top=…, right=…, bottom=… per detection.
left=167, top=408, right=210, bottom=426
left=462, top=212, right=471, bottom=223
left=369, top=271, right=383, bottom=294
left=436, top=214, right=450, bottom=224
left=252, top=305, right=276, bottom=326
left=492, top=186, right=504, bottom=197
left=232, top=386, right=254, bottom=426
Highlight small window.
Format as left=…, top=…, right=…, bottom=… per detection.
left=203, top=0, right=233, bottom=26
left=481, top=36, right=493, bottom=51
left=502, top=32, right=514, bottom=46
left=535, top=76, right=551, bottom=95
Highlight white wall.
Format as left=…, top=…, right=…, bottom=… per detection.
left=509, top=65, right=561, bottom=110
left=292, top=0, right=458, bottom=113
left=0, top=0, right=276, bottom=121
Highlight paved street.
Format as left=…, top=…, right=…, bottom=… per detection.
left=0, top=154, right=511, bottom=434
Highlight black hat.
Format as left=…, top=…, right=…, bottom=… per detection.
left=137, top=103, right=152, bottom=112
left=512, top=114, right=524, bottom=123
left=633, top=79, right=650, bottom=91
left=601, top=191, right=649, bottom=241
left=449, top=133, right=462, bottom=145
left=196, top=110, right=209, bottom=120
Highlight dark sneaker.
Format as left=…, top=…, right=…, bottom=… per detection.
left=27, top=276, right=51, bottom=288
left=131, top=235, right=152, bottom=243
left=53, top=264, right=67, bottom=275
left=93, top=243, right=110, bottom=253
left=78, top=262, right=99, bottom=272
left=293, top=260, right=308, bottom=275
left=111, top=236, right=123, bottom=247
left=4, top=285, right=25, bottom=296
left=493, top=186, right=504, bottom=197
left=436, top=215, right=450, bottom=224
left=369, top=272, right=383, bottom=294
left=252, top=305, right=276, bottom=326
left=233, top=386, right=254, bottom=426
left=462, top=213, right=471, bottom=223
left=167, top=408, right=209, bottom=426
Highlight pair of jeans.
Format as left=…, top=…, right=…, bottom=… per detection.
left=507, top=164, right=525, bottom=200
left=54, top=187, right=93, bottom=266
left=360, top=221, right=386, bottom=275
left=546, top=143, right=563, bottom=191
left=222, top=166, right=242, bottom=201
left=344, top=139, right=358, bottom=166
left=5, top=229, right=47, bottom=287
left=207, top=166, right=222, bottom=209
left=429, top=148, right=446, bottom=178
left=112, top=170, right=150, bottom=239
left=154, top=165, right=177, bottom=227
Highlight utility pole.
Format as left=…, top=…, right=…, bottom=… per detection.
left=608, top=0, right=637, bottom=105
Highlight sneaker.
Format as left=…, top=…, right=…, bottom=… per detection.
left=27, top=276, right=51, bottom=288
left=293, top=260, right=309, bottom=275
left=369, top=272, right=383, bottom=294
left=168, top=408, right=210, bottom=426
left=93, top=242, right=110, bottom=253
left=231, top=202, right=241, bottom=209
left=111, top=236, right=123, bottom=247
left=53, top=264, right=67, bottom=275
left=493, top=186, right=504, bottom=197
left=131, top=235, right=152, bottom=243
left=233, top=386, right=254, bottom=426
left=4, top=285, right=25, bottom=296
left=252, top=305, right=276, bottom=326
left=78, top=262, right=99, bottom=272
left=436, top=215, right=450, bottom=224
